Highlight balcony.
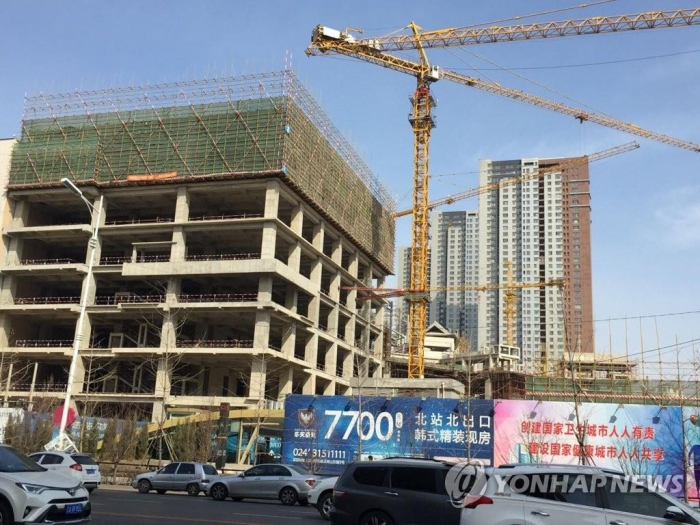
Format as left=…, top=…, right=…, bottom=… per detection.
left=176, top=293, right=257, bottom=303
left=184, top=253, right=260, bottom=262
left=100, top=256, right=132, bottom=265
left=176, top=339, right=253, bottom=349
left=14, top=339, right=73, bottom=348
left=188, top=212, right=262, bottom=222
left=14, top=296, right=79, bottom=305
left=19, top=258, right=79, bottom=265
left=94, top=295, right=165, bottom=306
left=105, top=216, right=174, bottom=226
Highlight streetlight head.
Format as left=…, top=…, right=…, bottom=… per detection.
left=60, top=178, right=83, bottom=198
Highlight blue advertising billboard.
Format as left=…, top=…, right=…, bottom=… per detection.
left=282, top=395, right=494, bottom=475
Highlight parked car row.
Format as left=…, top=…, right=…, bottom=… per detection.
left=131, top=461, right=321, bottom=506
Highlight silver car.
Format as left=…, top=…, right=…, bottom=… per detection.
left=208, top=463, right=320, bottom=506
left=132, top=462, right=219, bottom=496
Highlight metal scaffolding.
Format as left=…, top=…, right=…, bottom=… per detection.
left=9, top=70, right=396, bottom=271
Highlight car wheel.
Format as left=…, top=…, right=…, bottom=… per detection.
left=359, top=511, right=394, bottom=525
left=186, top=484, right=200, bottom=497
left=0, top=500, right=13, bottom=525
left=279, top=486, right=298, bottom=506
left=156, top=489, right=167, bottom=494
left=137, top=480, right=152, bottom=494
left=211, top=483, right=228, bottom=501
left=318, top=492, right=333, bottom=520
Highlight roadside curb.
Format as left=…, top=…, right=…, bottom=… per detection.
left=98, top=484, right=133, bottom=492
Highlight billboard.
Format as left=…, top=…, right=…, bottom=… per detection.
left=282, top=395, right=494, bottom=475
left=494, top=400, right=685, bottom=496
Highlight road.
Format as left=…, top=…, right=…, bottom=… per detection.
left=90, top=488, right=323, bottom=525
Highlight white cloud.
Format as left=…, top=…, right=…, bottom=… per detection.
left=654, top=186, right=700, bottom=248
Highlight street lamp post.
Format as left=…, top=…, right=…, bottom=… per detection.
left=57, top=178, right=103, bottom=450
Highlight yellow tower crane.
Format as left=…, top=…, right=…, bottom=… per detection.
left=308, top=8, right=700, bottom=378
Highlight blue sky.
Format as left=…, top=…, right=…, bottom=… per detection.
left=1, top=1, right=699, bottom=366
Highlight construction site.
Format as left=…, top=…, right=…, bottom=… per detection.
left=0, top=7, right=698, bottom=477
left=0, top=70, right=395, bottom=422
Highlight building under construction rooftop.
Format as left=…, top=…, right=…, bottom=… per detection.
left=0, top=70, right=395, bottom=421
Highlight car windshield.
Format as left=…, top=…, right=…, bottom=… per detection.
left=0, top=446, right=45, bottom=473
left=71, top=455, right=98, bottom=466
left=289, top=465, right=311, bottom=476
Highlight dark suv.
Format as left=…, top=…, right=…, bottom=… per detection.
left=331, top=458, right=462, bottom=525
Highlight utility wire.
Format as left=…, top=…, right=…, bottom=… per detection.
left=451, top=49, right=700, bottom=71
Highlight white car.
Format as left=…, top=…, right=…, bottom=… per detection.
left=461, top=463, right=700, bottom=525
left=307, top=476, right=337, bottom=520
left=0, top=444, right=91, bottom=524
left=29, top=451, right=102, bottom=493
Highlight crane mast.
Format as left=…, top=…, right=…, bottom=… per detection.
left=407, top=23, right=437, bottom=379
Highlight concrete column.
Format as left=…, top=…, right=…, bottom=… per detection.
left=328, top=305, right=340, bottom=339
left=171, top=188, right=189, bottom=262
left=68, top=356, right=86, bottom=396
left=264, top=180, right=280, bottom=219
left=160, top=311, right=180, bottom=351
left=10, top=198, right=30, bottom=229
left=345, top=317, right=356, bottom=345
left=207, top=367, right=225, bottom=396
left=78, top=314, right=93, bottom=351
left=0, top=315, right=10, bottom=348
left=260, top=223, right=277, bottom=260
left=278, top=367, right=294, bottom=399
left=257, top=275, right=273, bottom=303
left=290, top=204, right=304, bottom=235
left=342, top=351, right=353, bottom=380
left=304, top=333, right=318, bottom=366
left=249, top=356, right=267, bottom=401
left=331, top=240, right=342, bottom=266
left=254, top=311, right=271, bottom=349
left=281, top=324, right=296, bottom=360
left=323, top=379, right=335, bottom=396
left=4, top=237, right=23, bottom=265
left=171, top=228, right=187, bottom=262
left=326, top=343, right=338, bottom=377
left=0, top=275, right=17, bottom=305
left=348, top=252, right=359, bottom=278
left=152, top=357, right=173, bottom=422
left=287, top=242, right=301, bottom=273
left=330, top=271, right=341, bottom=302
left=2, top=362, right=13, bottom=407
left=285, top=288, right=298, bottom=314
left=302, top=373, right=316, bottom=395
left=308, top=258, right=322, bottom=324
left=375, top=276, right=386, bottom=326
left=312, top=222, right=325, bottom=252
left=174, top=187, right=190, bottom=222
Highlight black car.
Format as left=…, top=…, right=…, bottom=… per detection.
left=331, top=458, right=462, bottom=525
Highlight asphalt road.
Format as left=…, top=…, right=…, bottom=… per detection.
left=90, top=488, right=324, bottom=525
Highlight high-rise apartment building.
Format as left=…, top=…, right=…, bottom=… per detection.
left=478, top=157, right=593, bottom=372
left=428, top=211, right=479, bottom=348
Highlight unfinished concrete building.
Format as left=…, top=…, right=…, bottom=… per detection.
left=0, top=71, right=395, bottom=421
